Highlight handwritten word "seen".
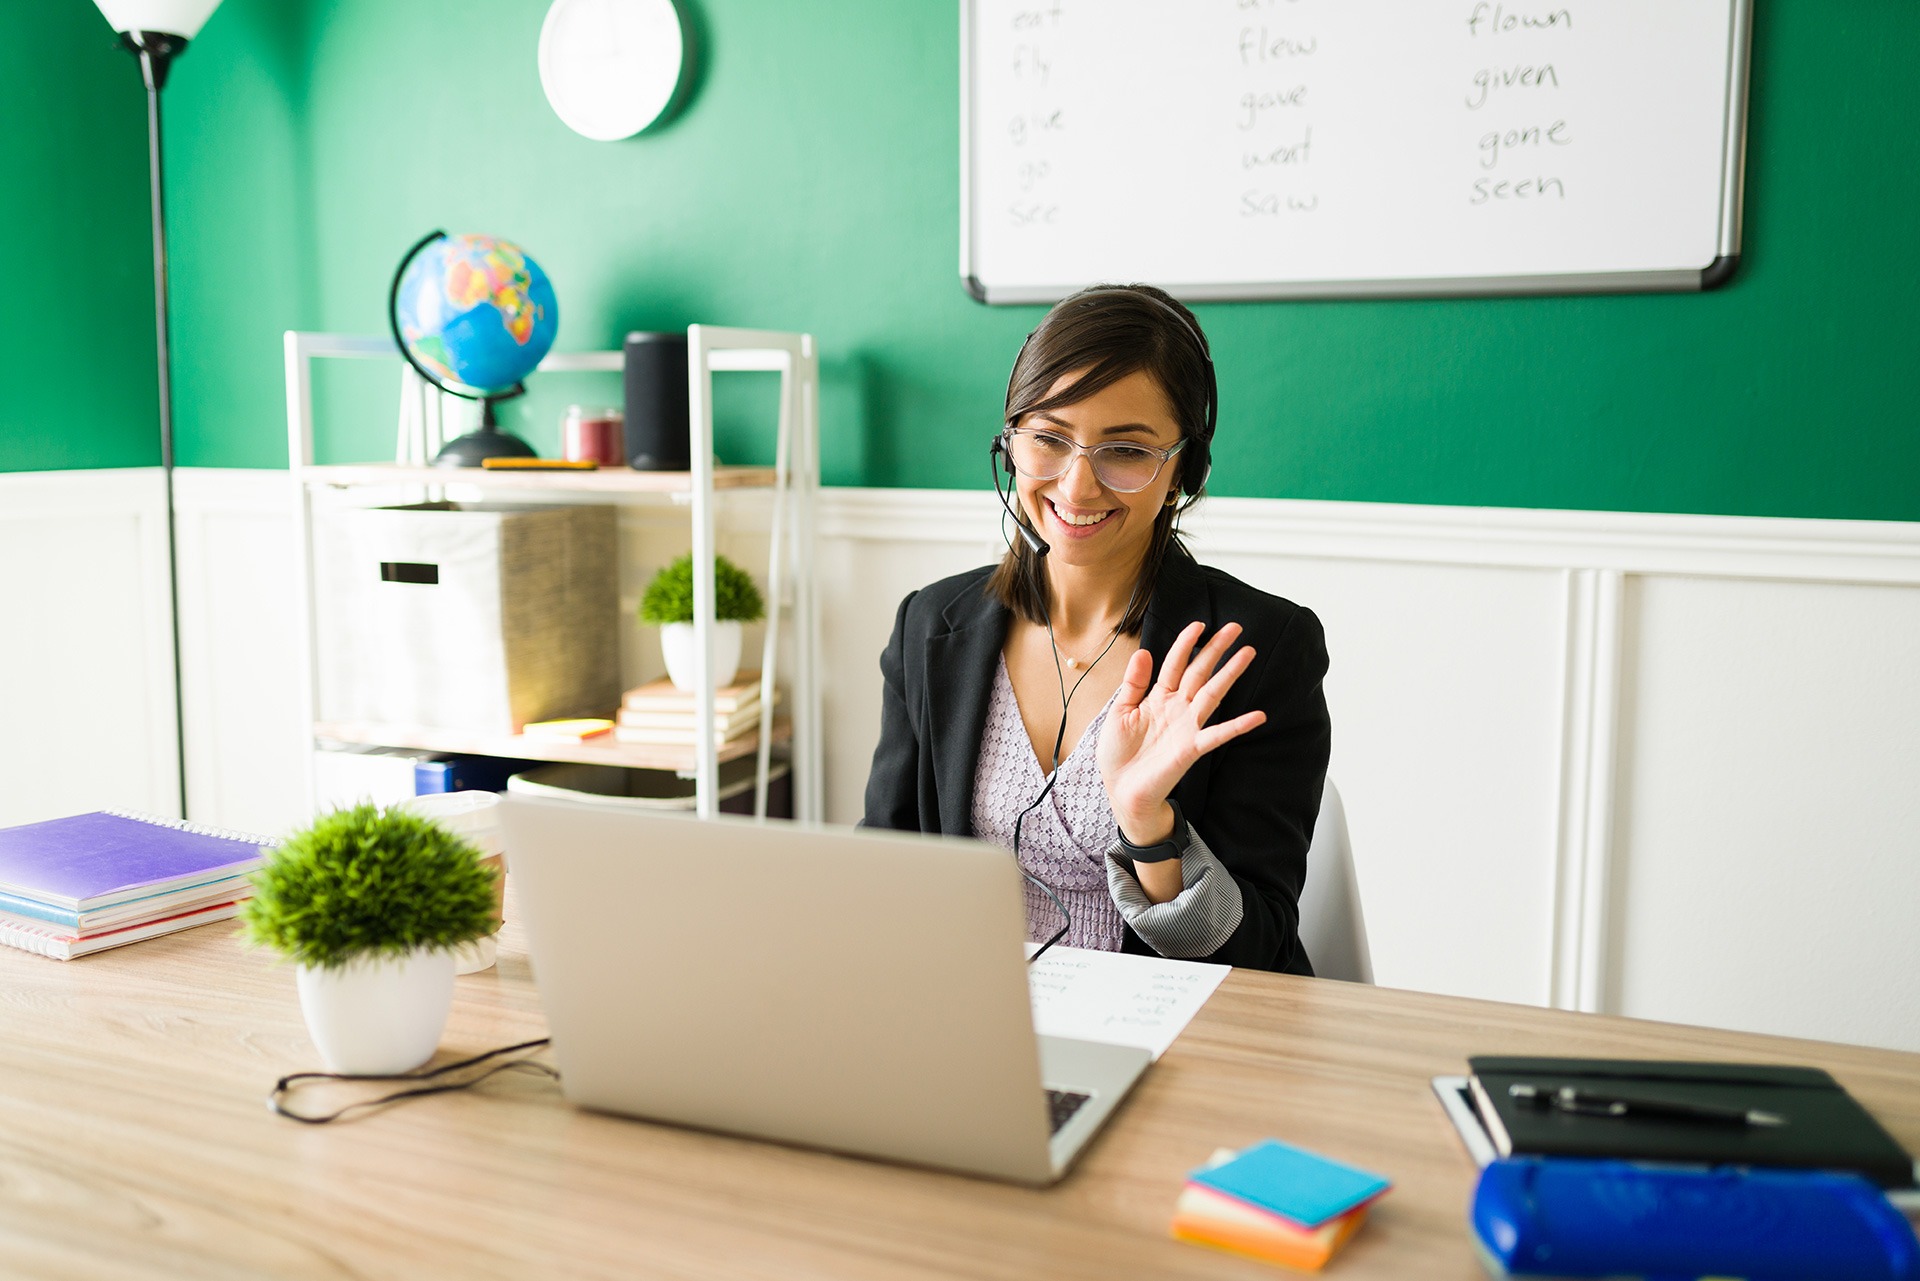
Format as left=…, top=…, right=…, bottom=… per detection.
left=1467, top=4, right=1572, bottom=37
left=1465, top=63, right=1558, bottom=110
left=1238, top=85, right=1309, bottom=130
left=1479, top=119, right=1570, bottom=168
left=1238, top=27, right=1317, bottom=63
left=1470, top=175, right=1565, bottom=204
left=1009, top=202, right=1060, bottom=226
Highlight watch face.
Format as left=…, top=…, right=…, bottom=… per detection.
left=538, top=0, right=687, bottom=141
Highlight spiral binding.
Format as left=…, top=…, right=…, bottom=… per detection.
left=102, top=810, right=275, bottom=847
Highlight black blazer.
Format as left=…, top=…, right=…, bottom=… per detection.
left=862, top=547, right=1330, bottom=974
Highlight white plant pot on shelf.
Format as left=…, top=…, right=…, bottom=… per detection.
left=296, top=948, right=457, bottom=1075
left=659, top=620, right=743, bottom=692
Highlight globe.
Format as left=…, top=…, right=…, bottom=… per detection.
left=392, top=233, right=559, bottom=398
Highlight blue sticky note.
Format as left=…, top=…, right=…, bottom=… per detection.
left=1188, top=1140, right=1391, bottom=1229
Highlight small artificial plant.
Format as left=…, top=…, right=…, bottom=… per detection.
left=639, top=553, right=766, bottom=625
left=240, top=804, right=499, bottom=969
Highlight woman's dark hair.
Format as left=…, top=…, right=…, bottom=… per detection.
left=987, top=283, right=1214, bottom=635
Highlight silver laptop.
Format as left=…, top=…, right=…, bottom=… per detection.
left=497, top=794, right=1152, bottom=1185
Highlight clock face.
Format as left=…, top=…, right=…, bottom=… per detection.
left=538, top=0, right=687, bottom=141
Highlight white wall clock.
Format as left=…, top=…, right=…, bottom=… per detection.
left=538, top=0, right=687, bottom=141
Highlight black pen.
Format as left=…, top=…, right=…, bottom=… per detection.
left=1508, top=1083, right=1787, bottom=1127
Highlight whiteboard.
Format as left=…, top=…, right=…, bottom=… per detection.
left=962, top=0, right=1751, bottom=303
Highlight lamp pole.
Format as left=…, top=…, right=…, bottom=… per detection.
left=136, top=34, right=187, bottom=821
left=97, top=4, right=223, bottom=819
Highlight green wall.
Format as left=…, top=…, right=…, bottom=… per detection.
left=26, top=2, right=1920, bottom=521
left=0, top=5, right=159, bottom=471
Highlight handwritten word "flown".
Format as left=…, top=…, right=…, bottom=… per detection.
left=1467, top=4, right=1573, bottom=37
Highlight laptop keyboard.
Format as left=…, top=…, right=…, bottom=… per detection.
left=1046, top=1088, right=1091, bottom=1134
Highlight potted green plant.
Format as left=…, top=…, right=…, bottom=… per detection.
left=640, top=552, right=765, bottom=691
left=241, top=804, right=500, bottom=1074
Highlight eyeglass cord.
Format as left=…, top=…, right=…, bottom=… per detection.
left=268, top=1037, right=557, bottom=1124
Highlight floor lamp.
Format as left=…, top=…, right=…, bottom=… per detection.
left=94, top=0, right=224, bottom=819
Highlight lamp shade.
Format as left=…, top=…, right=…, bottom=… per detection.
left=94, top=0, right=222, bottom=39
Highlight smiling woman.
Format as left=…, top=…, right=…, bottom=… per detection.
left=862, top=285, right=1332, bottom=975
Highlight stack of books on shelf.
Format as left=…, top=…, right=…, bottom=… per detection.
left=1171, top=1140, right=1390, bottom=1271
left=615, top=673, right=779, bottom=747
left=0, top=811, right=267, bottom=960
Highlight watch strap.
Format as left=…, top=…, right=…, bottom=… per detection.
left=1117, top=800, right=1189, bottom=864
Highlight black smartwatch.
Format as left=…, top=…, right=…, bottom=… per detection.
left=1117, top=800, right=1189, bottom=864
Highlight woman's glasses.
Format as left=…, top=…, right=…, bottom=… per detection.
left=1000, top=427, right=1186, bottom=493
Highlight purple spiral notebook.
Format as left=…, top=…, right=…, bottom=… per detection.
left=0, top=811, right=268, bottom=912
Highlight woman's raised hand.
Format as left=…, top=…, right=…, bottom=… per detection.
left=1096, top=621, right=1266, bottom=844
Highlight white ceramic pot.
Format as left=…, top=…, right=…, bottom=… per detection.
left=659, top=620, right=743, bottom=691
left=296, top=948, right=457, bottom=1075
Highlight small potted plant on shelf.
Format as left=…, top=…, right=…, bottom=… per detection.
left=640, top=552, right=765, bottom=691
left=241, top=804, right=501, bottom=1075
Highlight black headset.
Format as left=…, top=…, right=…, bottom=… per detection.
left=994, top=286, right=1216, bottom=501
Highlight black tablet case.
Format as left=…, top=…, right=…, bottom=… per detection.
left=1467, top=1057, right=1916, bottom=1189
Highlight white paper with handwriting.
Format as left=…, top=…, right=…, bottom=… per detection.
left=1024, top=945, right=1230, bottom=1060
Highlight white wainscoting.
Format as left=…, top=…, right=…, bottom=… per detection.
left=0, top=469, right=181, bottom=825
left=6, top=468, right=1917, bottom=1051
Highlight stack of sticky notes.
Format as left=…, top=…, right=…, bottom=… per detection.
left=1172, top=1140, right=1391, bottom=1271
left=522, top=717, right=614, bottom=743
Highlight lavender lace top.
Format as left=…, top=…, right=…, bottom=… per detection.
left=969, top=656, right=1244, bottom=957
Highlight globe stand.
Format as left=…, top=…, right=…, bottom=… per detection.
left=433, top=396, right=536, bottom=468
left=389, top=228, right=555, bottom=469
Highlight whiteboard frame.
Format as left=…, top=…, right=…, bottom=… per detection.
left=960, top=0, right=1752, bottom=305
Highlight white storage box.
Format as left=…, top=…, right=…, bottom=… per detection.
left=313, top=502, right=619, bottom=734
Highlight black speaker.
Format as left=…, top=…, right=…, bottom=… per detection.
left=623, top=331, right=690, bottom=471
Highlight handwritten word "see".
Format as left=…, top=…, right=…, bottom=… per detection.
left=1467, top=4, right=1573, bottom=37
left=1465, top=62, right=1558, bottom=110
left=1238, top=85, right=1309, bottom=130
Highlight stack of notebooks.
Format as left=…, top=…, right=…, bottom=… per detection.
left=615, top=673, right=778, bottom=747
left=0, top=811, right=268, bottom=960
left=1171, top=1139, right=1391, bottom=1271
left=1453, top=1056, right=1918, bottom=1191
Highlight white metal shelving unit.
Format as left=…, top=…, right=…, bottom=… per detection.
left=283, top=326, right=822, bottom=822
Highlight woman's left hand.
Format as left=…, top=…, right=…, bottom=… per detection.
left=1097, top=621, right=1267, bottom=850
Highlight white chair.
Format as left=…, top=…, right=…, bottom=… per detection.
left=1297, top=780, right=1373, bottom=983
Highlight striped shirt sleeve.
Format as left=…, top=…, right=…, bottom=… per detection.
left=1103, top=825, right=1243, bottom=959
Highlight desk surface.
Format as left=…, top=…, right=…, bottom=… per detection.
left=3, top=911, right=1916, bottom=1280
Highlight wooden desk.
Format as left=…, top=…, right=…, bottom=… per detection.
left=3, top=916, right=1916, bottom=1279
